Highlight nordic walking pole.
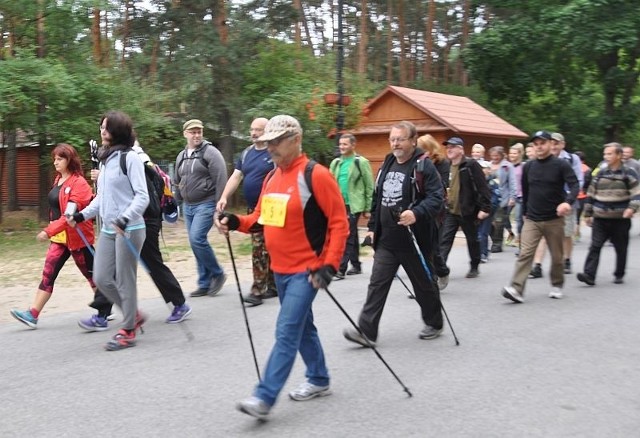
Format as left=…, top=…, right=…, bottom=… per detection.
left=65, top=202, right=95, bottom=257
left=88, top=140, right=102, bottom=232
left=225, top=233, right=262, bottom=382
left=395, top=272, right=415, bottom=299
left=406, top=226, right=460, bottom=346
left=324, top=287, right=412, bottom=397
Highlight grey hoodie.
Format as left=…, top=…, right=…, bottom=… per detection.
left=81, top=150, right=149, bottom=232
left=174, top=141, right=227, bottom=205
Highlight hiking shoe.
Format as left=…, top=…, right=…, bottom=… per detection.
left=78, top=314, right=109, bottom=332
left=465, top=268, right=479, bottom=278
left=243, top=294, right=263, bottom=307
left=208, top=273, right=227, bottom=296
left=333, top=271, right=345, bottom=281
left=437, top=275, right=449, bottom=291
left=190, top=288, right=209, bottom=297
left=105, top=329, right=136, bottom=351
left=480, top=256, right=488, bottom=264
left=346, top=267, right=362, bottom=275
left=529, top=265, right=543, bottom=279
left=135, top=310, right=147, bottom=334
left=548, top=287, right=563, bottom=299
left=502, top=286, right=524, bottom=303
left=10, top=309, right=38, bottom=329
left=166, top=303, right=192, bottom=323
left=577, top=273, right=595, bottom=286
left=263, top=289, right=278, bottom=299
left=505, top=233, right=516, bottom=247
left=564, top=259, right=572, bottom=274
left=419, top=325, right=443, bottom=340
left=490, top=246, right=503, bottom=253
left=343, top=328, right=375, bottom=347
left=289, top=381, right=332, bottom=401
left=237, top=397, right=270, bottom=420
left=614, top=276, right=624, bottom=284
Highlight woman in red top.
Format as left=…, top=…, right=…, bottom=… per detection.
left=10, top=143, right=111, bottom=329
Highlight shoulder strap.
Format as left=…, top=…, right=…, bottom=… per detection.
left=240, top=144, right=253, bottom=167
left=304, top=159, right=317, bottom=194
left=353, top=156, right=363, bottom=186
left=120, top=149, right=132, bottom=175
left=412, top=152, right=430, bottom=200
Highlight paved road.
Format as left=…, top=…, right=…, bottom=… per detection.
left=2, top=221, right=639, bottom=437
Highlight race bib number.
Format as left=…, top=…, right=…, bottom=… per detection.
left=259, top=193, right=290, bottom=227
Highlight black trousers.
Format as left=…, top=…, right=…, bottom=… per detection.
left=584, top=218, right=631, bottom=279
left=339, top=207, right=361, bottom=273
left=358, top=245, right=443, bottom=342
left=440, top=212, right=481, bottom=269
left=141, top=218, right=186, bottom=306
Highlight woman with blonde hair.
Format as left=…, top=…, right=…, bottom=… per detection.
left=416, top=134, right=451, bottom=289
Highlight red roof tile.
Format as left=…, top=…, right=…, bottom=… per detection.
left=372, top=86, right=527, bottom=139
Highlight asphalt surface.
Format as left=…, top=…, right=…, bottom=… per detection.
left=2, top=220, right=639, bottom=437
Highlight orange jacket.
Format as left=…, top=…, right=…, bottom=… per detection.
left=43, top=173, right=95, bottom=251
left=236, top=154, right=348, bottom=274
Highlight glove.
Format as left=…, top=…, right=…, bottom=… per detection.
left=72, top=212, right=85, bottom=223
left=310, top=265, right=337, bottom=289
left=361, top=235, right=373, bottom=247
left=112, top=217, right=128, bottom=231
left=218, top=212, right=240, bottom=230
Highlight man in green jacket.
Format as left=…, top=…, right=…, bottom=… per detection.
left=330, top=133, right=375, bottom=279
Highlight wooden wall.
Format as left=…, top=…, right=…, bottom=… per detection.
left=0, top=147, right=41, bottom=206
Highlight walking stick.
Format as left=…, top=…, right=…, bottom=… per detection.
left=406, top=226, right=460, bottom=346
left=324, top=286, right=412, bottom=397
left=226, top=233, right=262, bottom=382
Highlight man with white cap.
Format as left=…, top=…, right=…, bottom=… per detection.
left=216, top=115, right=348, bottom=420
left=175, top=119, right=228, bottom=297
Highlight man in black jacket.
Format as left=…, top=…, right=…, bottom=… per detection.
left=439, top=137, right=491, bottom=279
left=343, top=121, right=445, bottom=345
left=502, top=131, right=579, bottom=303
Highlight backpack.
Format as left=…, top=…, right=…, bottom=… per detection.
left=413, top=152, right=447, bottom=224
left=264, top=160, right=327, bottom=255
left=176, top=141, right=212, bottom=171
left=330, top=155, right=363, bottom=186
left=239, top=144, right=276, bottom=171
left=120, top=151, right=164, bottom=220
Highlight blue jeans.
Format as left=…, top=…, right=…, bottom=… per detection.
left=477, top=212, right=495, bottom=259
left=183, top=201, right=223, bottom=289
left=254, top=272, right=329, bottom=406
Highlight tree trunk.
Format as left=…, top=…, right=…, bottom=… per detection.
left=121, top=0, right=131, bottom=68
left=425, top=0, right=435, bottom=82
left=37, top=0, right=49, bottom=221
left=91, top=8, right=102, bottom=65
left=356, top=0, right=368, bottom=75
left=386, top=0, right=393, bottom=83
left=459, top=0, right=470, bottom=86
left=5, top=129, right=19, bottom=212
left=397, top=0, right=407, bottom=86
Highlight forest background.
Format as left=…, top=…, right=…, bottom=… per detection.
left=1, top=0, right=639, bottom=222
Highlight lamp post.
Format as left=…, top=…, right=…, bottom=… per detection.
left=334, top=0, right=345, bottom=157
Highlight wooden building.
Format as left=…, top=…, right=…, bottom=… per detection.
left=351, top=85, right=528, bottom=174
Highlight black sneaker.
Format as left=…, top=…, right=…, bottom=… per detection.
left=190, top=288, right=209, bottom=297
left=263, top=289, right=278, bottom=299
left=564, top=259, right=572, bottom=274
left=208, top=273, right=227, bottom=296
left=346, top=267, right=362, bottom=275
left=333, top=271, right=345, bottom=281
left=614, top=276, right=624, bottom=284
left=243, top=294, right=263, bottom=307
left=529, top=265, right=543, bottom=279
left=465, top=268, right=479, bottom=278
left=576, top=272, right=595, bottom=286
left=490, top=246, right=503, bottom=253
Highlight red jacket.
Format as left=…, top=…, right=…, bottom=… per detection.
left=236, top=154, right=348, bottom=274
left=43, top=173, right=95, bottom=251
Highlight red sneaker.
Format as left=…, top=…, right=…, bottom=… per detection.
left=105, top=329, right=136, bottom=351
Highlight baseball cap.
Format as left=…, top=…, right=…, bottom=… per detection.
left=530, top=130, right=552, bottom=141
left=183, top=119, right=204, bottom=131
left=551, top=132, right=565, bottom=142
left=258, top=115, right=302, bottom=142
left=443, top=137, right=464, bottom=147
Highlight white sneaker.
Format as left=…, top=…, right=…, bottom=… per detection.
left=437, top=275, right=449, bottom=291
left=288, top=381, right=331, bottom=401
left=502, top=286, right=524, bottom=303
left=548, top=287, right=563, bottom=299
left=237, top=396, right=270, bottom=420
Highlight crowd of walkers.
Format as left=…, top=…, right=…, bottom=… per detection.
left=8, top=112, right=640, bottom=420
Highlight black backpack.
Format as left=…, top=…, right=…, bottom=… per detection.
left=120, top=150, right=163, bottom=219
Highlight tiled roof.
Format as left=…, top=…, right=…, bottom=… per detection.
left=372, top=86, right=527, bottom=138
